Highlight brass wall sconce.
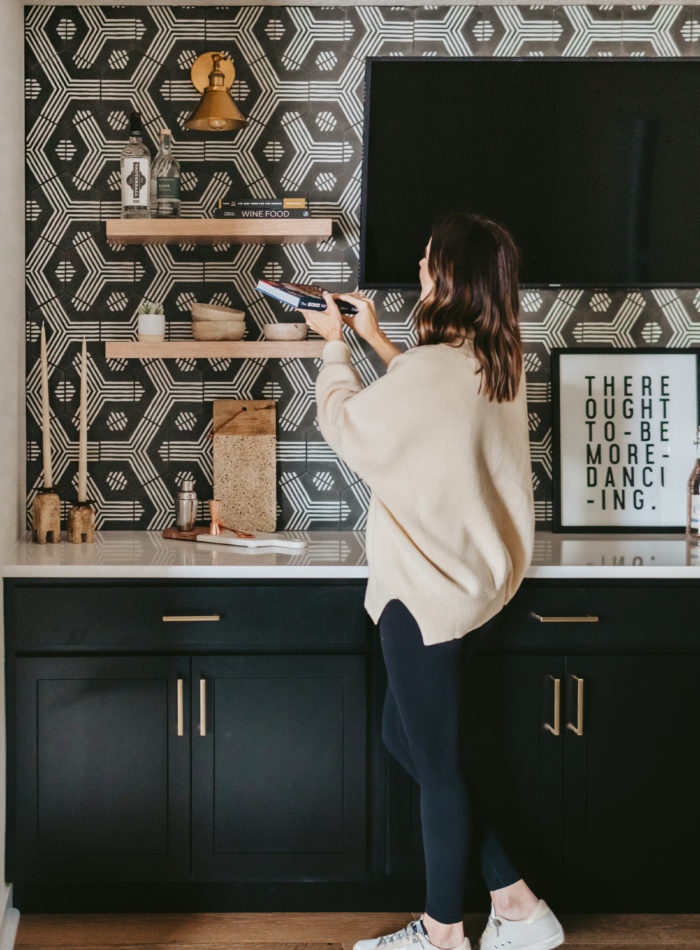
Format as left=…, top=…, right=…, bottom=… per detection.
left=184, top=51, right=247, bottom=132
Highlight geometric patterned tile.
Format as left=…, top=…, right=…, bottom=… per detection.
left=25, top=5, right=700, bottom=531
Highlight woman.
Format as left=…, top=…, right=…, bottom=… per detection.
left=299, top=213, right=564, bottom=950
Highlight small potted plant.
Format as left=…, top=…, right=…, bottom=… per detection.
left=137, top=299, right=166, bottom=342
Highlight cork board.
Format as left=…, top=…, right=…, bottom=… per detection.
left=212, top=400, right=277, bottom=533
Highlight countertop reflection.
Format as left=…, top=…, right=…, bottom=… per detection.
left=3, top=530, right=700, bottom=579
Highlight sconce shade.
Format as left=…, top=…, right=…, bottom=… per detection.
left=185, top=51, right=247, bottom=132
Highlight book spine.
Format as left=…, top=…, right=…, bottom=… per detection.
left=293, top=295, right=326, bottom=310
left=216, top=198, right=308, bottom=210
left=294, top=297, right=357, bottom=315
left=212, top=209, right=311, bottom=219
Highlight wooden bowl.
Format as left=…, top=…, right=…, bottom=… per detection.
left=192, top=320, right=246, bottom=341
left=191, top=302, right=245, bottom=322
left=262, top=323, right=307, bottom=341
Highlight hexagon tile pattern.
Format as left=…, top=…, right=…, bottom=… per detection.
left=25, top=4, right=700, bottom=531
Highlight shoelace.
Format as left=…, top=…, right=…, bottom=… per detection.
left=482, top=916, right=501, bottom=944
left=377, top=922, right=424, bottom=946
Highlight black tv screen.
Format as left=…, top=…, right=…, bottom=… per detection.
left=360, top=59, right=700, bottom=289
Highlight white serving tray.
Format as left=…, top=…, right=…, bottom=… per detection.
left=196, top=532, right=307, bottom=550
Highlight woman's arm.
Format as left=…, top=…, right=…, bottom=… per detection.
left=298, top=292, right=401, bottom=367
left=335, top=293, right=401, bottom=367
left=297, top=292, right=407, bottom=482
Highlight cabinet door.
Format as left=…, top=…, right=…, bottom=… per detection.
left=563, top=654, right=700, bottom=909
left=462, top=654, right=565, bottom=884
left=387, top=654, right=564, bottom=896
left=191, top=654, right=367, bottom=880
left=11, top=657, right=190, bottom=882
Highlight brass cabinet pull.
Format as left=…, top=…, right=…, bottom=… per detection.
left=176, top=678, right=184, bottom=737
left=567, top=675, right=585, bottom=736
left=162, top=614, right=221, bottom=623
left=544, top=676, right=561, bottom=736
left=199, top=678, right=207, bottom=737
left=530, top=612, right=599, bottom=624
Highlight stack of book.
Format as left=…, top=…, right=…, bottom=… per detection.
left=213, top=197, right=310, bottom=219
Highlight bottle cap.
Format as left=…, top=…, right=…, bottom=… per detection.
left=129, top=111, right=144, bottom=134
left=180, top=478, right=195, bottom=492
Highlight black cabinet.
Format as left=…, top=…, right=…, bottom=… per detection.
left=5, top=579, right=370, bottom=896
left=386, top=582, right=700, bottom=912
left=560, top=654, right=700, bottom=901
left=191, top=654, right=366, bottom=880
left=12, top=656, right=190, bottom=882
left=7, top=575, right=700, bottom=912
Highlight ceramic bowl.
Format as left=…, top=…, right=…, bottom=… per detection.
left=262, top=322, right=307, bottom=341
left=192, top=320, right=246, bottom=341
left=191, top=302, right=245, bottom=322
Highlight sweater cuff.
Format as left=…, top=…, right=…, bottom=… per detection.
left=322, top=339, right=352, bottom=364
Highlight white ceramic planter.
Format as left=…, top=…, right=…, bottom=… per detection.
left=137, top=312, right=166, bottom=342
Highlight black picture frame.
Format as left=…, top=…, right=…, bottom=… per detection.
left=551, top=348, right=700, bottom=533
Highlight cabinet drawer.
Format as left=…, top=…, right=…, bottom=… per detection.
left=7, top=580, right=369, bottom=652
left=490, top=581, right=700, bottom=652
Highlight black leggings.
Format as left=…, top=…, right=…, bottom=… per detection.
left=379, top=599, right=521, bottom=925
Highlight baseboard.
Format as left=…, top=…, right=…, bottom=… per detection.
left=0, top=885, right=20, bottom=950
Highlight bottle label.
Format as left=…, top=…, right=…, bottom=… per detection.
left=122, top=157, right=150, bottom=207
left=157, top=177, right=181, bottom=200
left=691, top=495, right=700, bottom=531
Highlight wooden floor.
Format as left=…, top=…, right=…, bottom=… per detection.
left=13, top=912, right=700, bottom=950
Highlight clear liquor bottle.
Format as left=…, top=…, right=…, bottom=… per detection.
left=150, top=128, right=181, bottom=218
left=120, top=112, right=151, bottom=218
left=686, top=425, right=700, bottom=540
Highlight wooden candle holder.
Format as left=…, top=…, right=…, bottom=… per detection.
left=31, top=489, right=61, bottom=544
left=66, top=501, right=95, bottom=544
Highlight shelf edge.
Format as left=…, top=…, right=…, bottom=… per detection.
left=105, top=341, right=326, bottom=359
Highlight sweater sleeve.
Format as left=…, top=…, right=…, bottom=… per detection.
left=315, top=339, right=408, bottom=487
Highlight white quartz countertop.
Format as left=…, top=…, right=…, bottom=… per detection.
left=3, top=530, right=700, bottom=579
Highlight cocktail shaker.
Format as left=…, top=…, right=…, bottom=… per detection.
left=176, top=478, right=197, bottom=531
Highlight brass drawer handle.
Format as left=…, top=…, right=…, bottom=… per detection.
left=544, top=676, right=561, bottom=736
left=567, top=675, right=585, bottom=737
left=176, top=678, right=184, bottom=737
left=199, top=678, right=207, bottom=737
left=162, top=614, right=221, bottom=623
left=530, top=612, right=599, bottom=623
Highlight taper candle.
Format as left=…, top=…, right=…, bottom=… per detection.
left=77, top=338, right=87, bottom=503
left=40, top=324, right=53, bottom=489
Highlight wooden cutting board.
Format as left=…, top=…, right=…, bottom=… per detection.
left=212, top=399, right=277, bottom=533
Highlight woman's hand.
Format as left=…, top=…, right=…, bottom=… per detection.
left=335, top=292, right=381, bottom=344
left=298, top=292, right=344, bottom=342
left=337, top=292, right=401, bottom=367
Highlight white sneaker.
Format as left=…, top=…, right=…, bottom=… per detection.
left=479, top=900, right=564, bottom=950
left=353, top=919, right=471, bottom=950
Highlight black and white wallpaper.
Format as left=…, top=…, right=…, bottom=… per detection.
left=25, top=4, right=700, bottom=531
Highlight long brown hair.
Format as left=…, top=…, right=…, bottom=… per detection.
left=415, top=212, right=523, bottom=403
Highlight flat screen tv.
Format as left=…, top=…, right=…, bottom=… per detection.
left=360, top=59, right=700, bottom=289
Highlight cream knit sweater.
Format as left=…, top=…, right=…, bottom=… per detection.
left=315, top=338, right=534, bottom=645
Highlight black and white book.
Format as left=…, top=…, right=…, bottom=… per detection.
left=215, top=196, right=308, bottom=211
left=256, top=279, right=358, bottom=315
left=213, top=208, right=311, bottom=219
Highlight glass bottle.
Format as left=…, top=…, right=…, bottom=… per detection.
left=686, top=425, right=700, bottom=540
left=151, top=128, right=181, bottom=218
left=120, top=112, right=151, bottom=218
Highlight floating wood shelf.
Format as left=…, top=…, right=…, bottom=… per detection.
left=105, top=341, right=325, bottom=359
left=105, top=218, right=333, bottom=245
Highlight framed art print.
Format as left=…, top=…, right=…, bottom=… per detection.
left=552, top=349, right=700, bottom=532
